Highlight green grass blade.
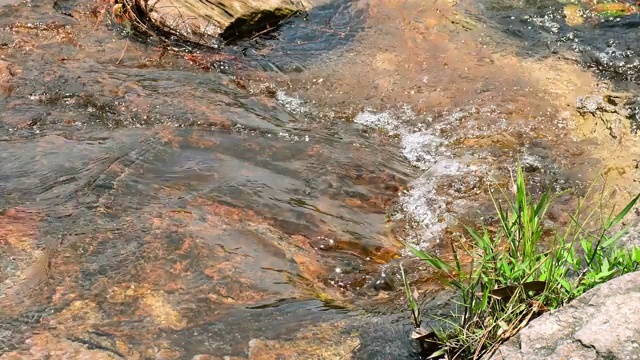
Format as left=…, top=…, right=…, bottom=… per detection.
left=602, top=227, right=630, bottom=248
left=400, top=263, right=420, bottom=327
left=607, top=193, right=640, bottom=228
left=408, top=246, right=453, bottom=273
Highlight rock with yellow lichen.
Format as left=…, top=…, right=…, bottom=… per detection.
left=562, top=0, right=639, bottom=27
left=563, top=4, right=584, bottom=26
left=107, top=284, right=187, bottom=330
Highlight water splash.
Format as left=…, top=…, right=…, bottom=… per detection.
left=276, top=90, right=309, bottom=115
left=352, top=106, right=486, bottom=248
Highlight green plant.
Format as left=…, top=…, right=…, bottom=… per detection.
left=598, top=10, right=629, bottom=18
left=403, top=165, right=640, bottom=359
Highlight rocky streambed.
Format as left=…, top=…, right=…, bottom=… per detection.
left=0, top=0, right=640, bottom=359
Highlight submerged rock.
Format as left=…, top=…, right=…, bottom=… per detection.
left=487, top=271, right=640, bottom=360
left=130, top=0, right=316, bottom=45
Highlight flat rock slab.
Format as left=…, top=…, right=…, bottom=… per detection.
left=134, top=0, right=315, bottom=44
left=487, top=271, right=640, bottom=360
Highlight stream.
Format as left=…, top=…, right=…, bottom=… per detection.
left=1, top=0, right=639, bottom=359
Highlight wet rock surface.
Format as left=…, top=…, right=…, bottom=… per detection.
left=0, top=0, right=639, bottom=358
left=487, top=271, right=640, bottom=360
left=475, top=0, right=640, bottom=82
left=0, top=0, right=412, bottom=357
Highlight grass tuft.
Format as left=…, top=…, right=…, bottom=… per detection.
left=402, top=164, right=640, bottom=359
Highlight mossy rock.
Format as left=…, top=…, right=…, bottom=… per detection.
left=592, top=2, right=638, bottom=17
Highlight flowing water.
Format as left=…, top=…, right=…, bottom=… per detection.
left=0, top=0, right=639, bottom=359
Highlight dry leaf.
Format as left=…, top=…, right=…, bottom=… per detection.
left=487, top=281, right=547, bottom=300
left=411, top=327, right=435, bottom=340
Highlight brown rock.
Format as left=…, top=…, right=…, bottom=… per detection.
left=190, top=356, right=216, bottom=360
left=154, top=347, right=182, bottom=360
left=0, top=59, right=16, bottom=97
left=487, top=271, right=640, bottom=360
left=0, top=333, right=121, bottom=359
left=247, top=321, right=359, bottom=360
left=107, top=284, right=187, bottom=330
left=131, top=0, right=316, bottom=44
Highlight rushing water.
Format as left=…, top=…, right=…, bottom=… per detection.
left=0, top=0, right=639, bottom=359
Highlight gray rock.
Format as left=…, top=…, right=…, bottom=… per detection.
left=487, top=271, right=640, bottom=360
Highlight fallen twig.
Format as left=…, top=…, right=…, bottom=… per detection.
left=116, top=39, right=129, bottom=64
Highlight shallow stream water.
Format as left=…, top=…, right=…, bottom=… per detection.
left=0, top=0, right=639, bottom=359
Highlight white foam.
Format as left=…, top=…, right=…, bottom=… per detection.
left=276, top=91, right=308, bottom=115
left=353, top=108, right=448, bottom=171
left=354, top=109, right=403, bottom=134
left=401, top=132, right=447, bottom=170
left=399, top=158, right=472, bottom=246
left=352, top=107, right=472, bottom=247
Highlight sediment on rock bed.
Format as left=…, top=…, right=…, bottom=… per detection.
left=117, top=0, right=314, bottom=45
